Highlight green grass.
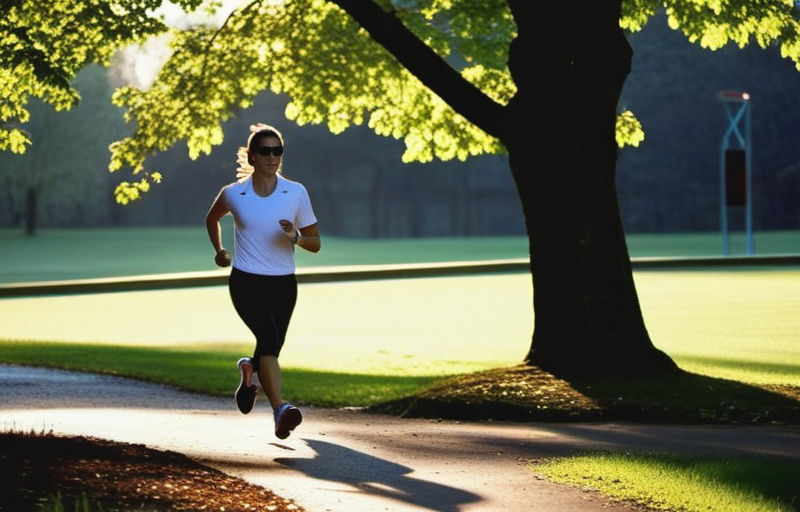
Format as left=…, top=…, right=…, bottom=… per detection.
left=0, top=275, right=529, bottom=376
left=0, top=341, right=436, bottom=407
left=634, top=269, right=800, bottom=386
left=535, top=452, right=800, bottom=512
left=1, top=229, right=799, bottom=512
left=1, top=268, right=798, bottom=423
left=37, top=492, right=94, bottom=512
left=1, top=269, right=798, bottom=386
left=1, top=227, right=798, bottom=283
left=0, top=225, right=531, bottom=283
left=0, top=341, right=246, bottom=395
left=0, top=228, right=798, bottom=410
left=624, top=230, right=800, bottom=259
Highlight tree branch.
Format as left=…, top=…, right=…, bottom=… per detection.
left=329, top=0, right=506, bottom=139
left=201, top=1, right=262, bottom=80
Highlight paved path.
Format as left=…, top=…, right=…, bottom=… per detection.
left=2, top=365, right=799, bottom=512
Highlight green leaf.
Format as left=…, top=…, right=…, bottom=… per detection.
left=616, top=110, right=645, bottom=148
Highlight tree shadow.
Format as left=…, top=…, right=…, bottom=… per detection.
left=565, top=368, right=800, bottom=424
left=375, top=364, right=800, bottom=424
left=274, top=439, right=481, bottom=512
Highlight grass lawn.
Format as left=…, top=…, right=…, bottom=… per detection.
left=1, top=269, right=798, bottom=388
left=635, top=268, right=800, bottom=385
left=1, top=228, right=798, bottom=388
left=0, top=275, right=531, bottom=400
left=1, top=226, right=798, bottom=283
left=535, top=452, right=800, bottom=512
left=1, top=228, right=799, bottom=512
left=0, top=225, right=532, bottom=283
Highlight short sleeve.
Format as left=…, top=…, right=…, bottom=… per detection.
left=295, top=185, right=317, bottom=229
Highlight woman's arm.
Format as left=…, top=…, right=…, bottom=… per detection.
left=297, top=223, right=321, bottom=253
left=279, top=220, right=321, bottom=253
left=205, top=191, right=232, bottom=266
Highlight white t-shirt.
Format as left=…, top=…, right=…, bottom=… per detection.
left=222, top=174, right=317, bottom=276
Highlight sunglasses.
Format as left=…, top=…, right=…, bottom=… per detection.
left=255, top=145, right=284, bottom=157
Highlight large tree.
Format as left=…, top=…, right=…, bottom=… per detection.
left=4, top=0, right=800, bottom=376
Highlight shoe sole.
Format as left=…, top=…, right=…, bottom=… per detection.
left=275, top=407, right=302, bottom=440
left=235, top=358, right=257, bottom=414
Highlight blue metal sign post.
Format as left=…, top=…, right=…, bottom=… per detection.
left=719, top=91, right=754, bottom=255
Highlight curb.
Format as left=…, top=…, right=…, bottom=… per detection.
left=0, top=254, right=798, bottom=298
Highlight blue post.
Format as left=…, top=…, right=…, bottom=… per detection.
left=745, top=100, right=754, bottom=254
left=718, top=91, right=754, bottom=256
left=720, top=143, right=729, bottom=255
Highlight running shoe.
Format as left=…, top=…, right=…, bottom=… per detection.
left=235, top=357, right=257, bottom=414
left=274, top=402, right=302, bottom=439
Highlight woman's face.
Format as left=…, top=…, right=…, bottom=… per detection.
left=250, top=135, right=283, bottom=176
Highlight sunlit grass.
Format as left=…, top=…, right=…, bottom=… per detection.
left=634, top=269, right=800, bottom=385
left=535, top=452, right=800, bottom=512
left=0, top=275, right=531, bottom=377
left=2, top=269, right=798, bottom=386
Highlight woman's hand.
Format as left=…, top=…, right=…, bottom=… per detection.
left=279, top=219, right=298, bottom=243
left=215, top=248, right=232, bottom=267
left=280, top=219, right=320, bottom=252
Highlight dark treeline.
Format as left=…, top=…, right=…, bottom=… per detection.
left=1, top=12, right=798, bottom=237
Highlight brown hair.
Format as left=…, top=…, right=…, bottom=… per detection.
left=236, top=124, right=285, bottom=179
left=247, top=124, right=285, bottom=153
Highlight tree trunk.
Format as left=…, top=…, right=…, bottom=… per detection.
left=506, top=0, right=677, bottom=376
left=333, top=0, right=678, bottom=377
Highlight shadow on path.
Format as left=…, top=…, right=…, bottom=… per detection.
left=275, top=439, right=481, bottom=512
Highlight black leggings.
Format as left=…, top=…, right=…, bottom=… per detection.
left=228, top=268, right=298, bottom=360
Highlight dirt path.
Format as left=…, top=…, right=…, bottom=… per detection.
left=2, top=365, right=799, bottom=512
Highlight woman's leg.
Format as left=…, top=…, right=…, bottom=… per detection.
left=229, top=270, right=297, bottom=413
left=265, top=355, right=301, bottom=440
left=255, top=275, right=302, bottom=439
left=258, top=355, right=283, bottom=410
left=255, top=274, right=296, bottom=411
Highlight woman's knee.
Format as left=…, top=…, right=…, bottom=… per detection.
left=254, top=339, right=282, bottom=359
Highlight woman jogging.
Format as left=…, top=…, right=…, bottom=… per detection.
left=205, top=123, right=320, bottom=440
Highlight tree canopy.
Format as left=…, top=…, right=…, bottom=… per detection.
left=0, top=1, right=191, bottom=149
left=4, top=0, right=799, bottom=203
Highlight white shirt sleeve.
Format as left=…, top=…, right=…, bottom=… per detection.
left=295, top=184, right=317, bottom=229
